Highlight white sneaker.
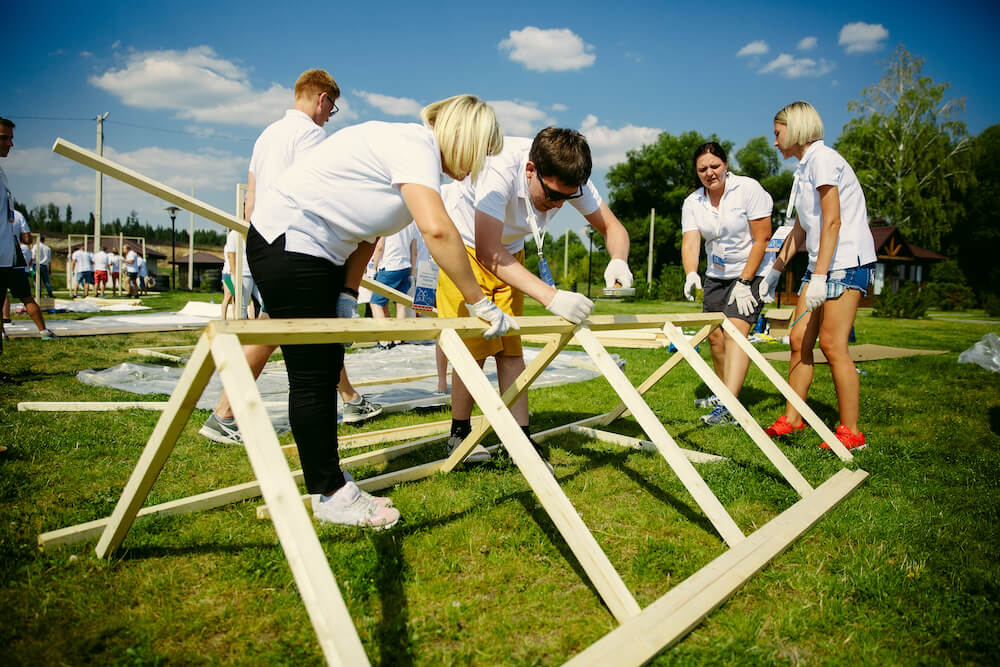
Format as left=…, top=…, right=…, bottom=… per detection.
left=341, top=471, right=392, bottom=508
left=448, top=435, right=491, bottom=463
left=312, top=481, right=400, bottom=530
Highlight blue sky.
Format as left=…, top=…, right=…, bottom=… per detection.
left=3, top=0, right=998, bottom=241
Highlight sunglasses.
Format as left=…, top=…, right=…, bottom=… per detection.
left=535, top=172, right=583, bottom=202
left=323, top=93, right=339, bottom=118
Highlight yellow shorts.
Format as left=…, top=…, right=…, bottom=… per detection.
left=437, top=246, right=524, bottom=361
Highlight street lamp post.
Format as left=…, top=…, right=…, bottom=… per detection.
left=165, top=206, right=181, bottom=290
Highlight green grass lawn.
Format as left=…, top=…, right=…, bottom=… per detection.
left=0, top=300, right=998, bottom=665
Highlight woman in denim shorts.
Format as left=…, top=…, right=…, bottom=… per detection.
left=758, top=102, right=878, bottom=451
left=680, top=142, right=774, bottom=426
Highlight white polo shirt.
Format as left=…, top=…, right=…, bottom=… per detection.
left=1, top=195, right=29, bottom=267
left=378, top=221, right=417, bottom=272
left=460, top=136, right=601, bottom=253
left=37, top=242, right=52, bottom=267
left=125, top=249, right=138, bottom=274
left=224, top=229, right=252, bottom=277
left=793, top=141, right=876, bottom=272
left=681, top=172, right=773, bottom=279
left=253, top=121, right=443, bottom=265
left=248, top=109, right=326, bottom=197
left=93, top=250, right=109, bottom=271
left=72, top=248, right=93, bottom=272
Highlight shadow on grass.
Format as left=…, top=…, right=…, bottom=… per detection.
left=372, top=532, right=413, bottom=667
left=990, top=405, right=1000, bottom=436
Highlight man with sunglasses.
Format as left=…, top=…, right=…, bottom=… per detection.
left=439, top=127, right=632, bottom=468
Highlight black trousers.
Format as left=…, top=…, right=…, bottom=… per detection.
left=247, top=226, right=346, bottom=495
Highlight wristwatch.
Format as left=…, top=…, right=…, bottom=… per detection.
left=737, top=278, right=753, bottom=286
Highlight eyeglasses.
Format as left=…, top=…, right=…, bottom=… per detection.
left=535, top=172, right=583, bottom=202
left=323, top=93, right=339, bottom=118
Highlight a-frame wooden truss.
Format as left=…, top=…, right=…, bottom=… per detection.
left=43, top=136, right=868, bottom=665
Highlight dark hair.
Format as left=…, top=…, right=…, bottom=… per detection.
left=529, top=127, right=592, bottom=187
left=0, top=117, right=14, bottom=130
left=693, top=141, right=727, bottom=166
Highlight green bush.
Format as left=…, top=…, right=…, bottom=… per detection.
left=984, top=294, right=1000, bottom=317
left=628, top=276, right=651, bottom=301
left=923, top=282, right=977, bottom=311
left=872, top=283, right=931, bottom=319
left=656, top=264, right=685, bottom=301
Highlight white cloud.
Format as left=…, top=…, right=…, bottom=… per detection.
left=499, top=27, right=596, bottom=72
left=579, top=115, right=661, bottom=169
left=353, top=90, right=423, bottom=117
left=90, top=46, right=290, bottom=127
left=839, top=22, right=889, bottom=53
left=551, top=103, right=568, bottom=112
left=759, top=53, right=835, bottom=78
left=797, top=36, right=818, bottom=51
left=487, top=100, right=555, bottom=137
left=736, top=40, right=769, bottom=57
left=80, top=50, right=94, bottom=58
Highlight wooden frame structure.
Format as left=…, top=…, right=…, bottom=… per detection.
left=40, top=313, right=866, bottom=665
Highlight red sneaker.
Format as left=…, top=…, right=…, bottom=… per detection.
left=764, top=415, right=805, bottom=437
left=820, top=424, right=867, bottom=451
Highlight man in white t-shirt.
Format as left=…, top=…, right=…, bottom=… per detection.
left=223, top=229, right=263, bottom=319
left=71, top=246, right=94, bottom=298
left=107, top=249, right=121, bottom=296
left=36, top=235, right=54, bottom=297
left=439, top=128, right=633, bottom=466
left=93, top=246, right=110, bottom=297
left=369, top=222, right=417, bottom=344
left=124, top=248, right=138, bottom=296
left=200, top=68, right=383, bottom=445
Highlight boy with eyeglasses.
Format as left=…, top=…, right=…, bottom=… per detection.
left=439, top=127, right=633, bottom=469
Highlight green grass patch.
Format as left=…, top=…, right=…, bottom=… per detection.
left=0, top=305, right=998, bottom=664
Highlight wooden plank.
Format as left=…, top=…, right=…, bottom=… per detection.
left=569, top=426, right=728, bottom=464
left=52, top=138, right=248, bottom=235
left=19, top=400, right=285, bottom=413
left=720, top=319, right=853, bottom=462
left=440, top=329, right=573, bottom=471
left=437, top=328, right=641, bottom=623
left=209, top=332, right=369, bottom=667
left=95, top=335, right=216, bottom=558
left=573, top=327, right=745, bottom=547
left=660, top=322, right=813, bottom=497
left=564, top=468, right=869, bottom=667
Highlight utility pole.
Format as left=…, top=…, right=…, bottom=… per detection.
left=94, top=113, right=109, bottom=251
left=647, top=208, right=655, bottom=285
left=188, top=185, right=195, bottom=290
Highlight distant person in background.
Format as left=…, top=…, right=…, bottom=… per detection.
left=758, top=101, right=877, bottom=451
left=223, top=229, right=263, bottom=319
left=0, top=117, right=56, bottom=347
left=124, top=247, right=138, bottom=296
left=36, top=235, right=53, bottom=297
left=71, top=244, right=94, bottom=298
left=369, top=221, right=417, bottom=347
left=681, top=141, right=773, bottom=426
left=93, top=245, right=110, bottom=297
left=136, top=254, right=148, bottom=295
left=108, top=248, right=121, bottom=296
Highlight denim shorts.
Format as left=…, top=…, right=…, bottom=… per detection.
left=799, top=263, right=875, bottom=299
left=370, top=267, right=412, bottom=306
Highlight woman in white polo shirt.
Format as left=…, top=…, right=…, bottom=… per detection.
left=758, top=101, right=877, bottom=451
left=681, top=141, right=773, bottom=426
left=248, top=94, right=515, bottom=530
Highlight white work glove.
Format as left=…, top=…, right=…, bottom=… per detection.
left=758, top=268, right=780, bottom=304
left=336, top=293, right=358, bottom=319
left=547, top=290, right=594, bottom=324
left=683, top=272, right=702, bottom=301
left=803, top=275, right=828, bottom=312
left=603, top=258, right=633, bottom=288
left=467, top=297, right=520, bottom=338
left=728, top=280, right=758, bottom=317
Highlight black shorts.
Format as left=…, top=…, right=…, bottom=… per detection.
left=702, top=276, right=766, bottom=323
left=0, top=266, right=32, bottom=300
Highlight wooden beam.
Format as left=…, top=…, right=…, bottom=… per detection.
left=19, top=400, right=285, bottom=413
left=660, top=322, right=813, bottom=497
left=569, top=426, right=728, bottom=464
left=95, top=335, right=217, bottom=558
left=564, top=468, right=869, bottom=667
left=437, top=328, right=642, bottom=623
left=209, top=332, right=369, bottom=667
left=52, top=138, right=248, bottom=235
left=573, top=327, right=745, bottom=547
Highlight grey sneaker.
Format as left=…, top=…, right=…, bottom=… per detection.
left=700, top=405, right=737, bottom=426
left=693, top=394, right=721, bottom=409
left=199, top=413, right=243, bottom=444
left=40, top=329, right=57, bottom=340
left=448, top=435, right=492, bottom=463
left=341, top=395, right=383, bottom=424
left=312, top=481, right=400, bottom=530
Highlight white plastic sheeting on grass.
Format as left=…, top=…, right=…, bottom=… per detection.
left=958, top=333, right=1000, bottom=372
left=77, top=342, right=623, bottom=432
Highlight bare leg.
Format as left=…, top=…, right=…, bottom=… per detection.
left=707, top=326, right=726, bottom=380
left=2, top=293, right=9, bottom=320
left=818, top=290, right=862, bottom=433
left=21, top=297, right=48, bottom=332
left=495, top=354, right=530, bottom=426
left=214, top=344, right=278, bottom=419
left=783, top=302, right=822, bottom=425
left=722, top=318, right=754, bottom=398
left=435, top=342, right=449, bottom=393
left=337, top=366, right=359, bottom=403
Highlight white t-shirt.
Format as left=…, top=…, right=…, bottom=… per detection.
left=793, top=141, right=877, bottom=272
left=125, top=249, right=138, bottom=273
left=1, top=197, right=29, bottom=267
left=681, top=173, right=774, bottom=279
left=93, top=250, right=109, bottom=271
left=72, top=248, right=94, bottom=272
left=248, top=108, right=326, bottom=201
left=463, top=137, right=602, bottom=253
left=224, top=229, right=252, bottom=277
left=378, top=221, right=418, bottom=272
left=253, top=122, right=443, bottom=265
left=137, top=255, right=147, bottom=276
left=37, top=243, right=52, bottom=266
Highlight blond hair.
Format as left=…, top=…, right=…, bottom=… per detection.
left=421, top=95, right=503, bottom=181
left=774, top=101, right=824, bottom=148
left=294, top=69, right=340, bottom=102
